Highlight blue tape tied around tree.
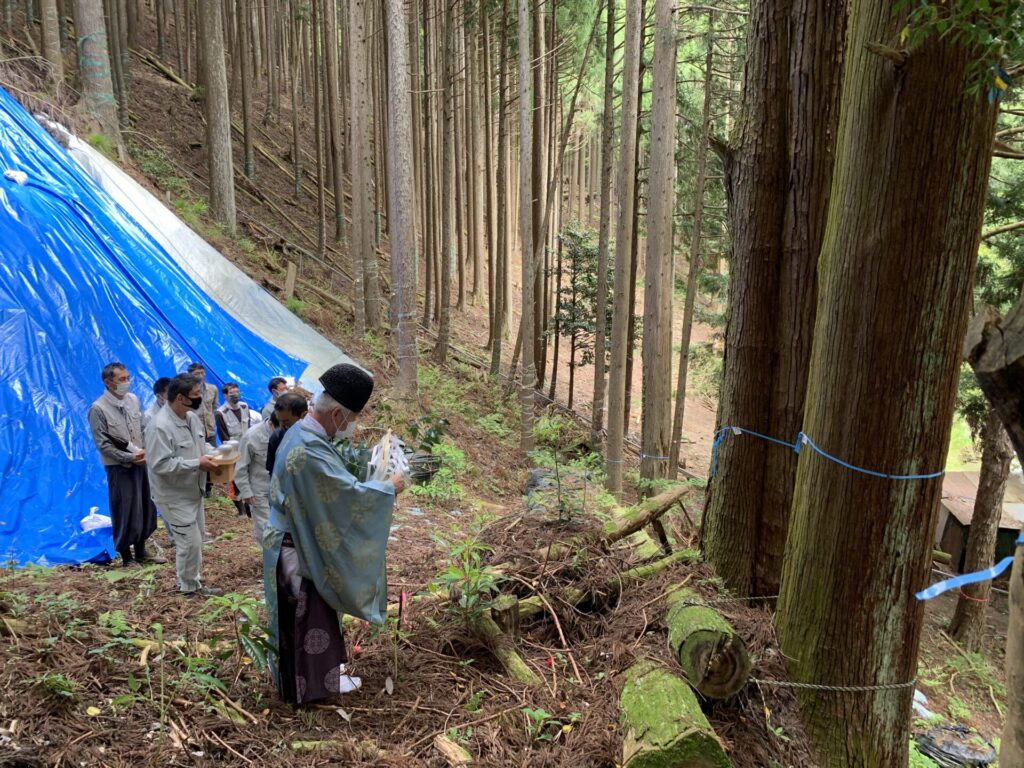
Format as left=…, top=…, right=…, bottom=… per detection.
left=711, top=426, right=945, bottom=481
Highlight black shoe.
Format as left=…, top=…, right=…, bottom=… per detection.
left=183, top=586, right=223, bottom=598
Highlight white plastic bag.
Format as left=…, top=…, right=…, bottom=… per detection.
left=80, top=506, right=112, bottom=533
left=368, top=430, right=411, bottom=484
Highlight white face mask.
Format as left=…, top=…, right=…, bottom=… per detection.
left=334, top=411, right=356, bottom=440
left=115, top=381, right=130, bottom=396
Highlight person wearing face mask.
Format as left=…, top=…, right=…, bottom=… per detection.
left=215, top=382, right=260, bottom=443
left=262, top=363, right=407, bottom=704
left=145, top=373, right=223, bottom=598
left=265, top=393, right=310, bottom=474
left=237, top=412, right=277, bottom=546
left=186, top=362, right=219, bottom=539
left=88, top=362, right=163, bottom=568
left=215, top=382, right=262, bottom=518
left=142, top=377, right=171, bottom=432
left=186, top=362, right=219, bottom=447
left=262, top=377, right=289, bottom=421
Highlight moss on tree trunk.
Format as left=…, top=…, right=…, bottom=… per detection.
left=665, top=588, right=750, bottom=699
left=775, top=2, right=998, bottom=763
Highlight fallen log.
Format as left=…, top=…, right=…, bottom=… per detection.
left=605, top=485, right=690, bottom=544
left=433, top=733, right=473, bottom=765
left=470, top=614, right=542, bottom=686
left=538, top=484, right=691, bottom=561
left=620, top=660, right=731, bottom=768
left=665, top=588, right=750, bottom=699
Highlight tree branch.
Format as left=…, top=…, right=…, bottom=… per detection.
left=864, top=41, right=908, bottom=67
left=982, top=220, right=1024, bottom=240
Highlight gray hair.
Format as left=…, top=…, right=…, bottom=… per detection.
left=101, top=362, right=127, bottom=382
left=314, top=391, right=346, bottom=415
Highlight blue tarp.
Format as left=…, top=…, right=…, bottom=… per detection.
left=0, top=87, right=307, bottom=566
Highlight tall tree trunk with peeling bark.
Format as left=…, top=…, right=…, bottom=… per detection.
left=591, top=0, right=615, bottom=445
left=348, top=0, right=374, bottom=333
left=40, top=0, right=63, bottom=83
left=239, top=0, right=255, bottom=178
left=949, top=408, right=1013, bottom=651
left=776, top=8, right=998, bottom=763
left=74, top=0, right=120, bottom=143
left=703, top=0, right=846, bottom=597
left=603, top=0, right=640, bottom=494
left=669, top=10, right=714, bottom=474
left=324, top=0, right=345, bottom=243
left=639, top=0, right=676, bottom=486
left=384, top=0, right=418, bottom=400
left=517, top=0, right=535, bottom=451
left=490, top=0, right=510, bottom=377
left=198, top=0, right=236, bottom=234
left=432, top=0, right=455, bottom=363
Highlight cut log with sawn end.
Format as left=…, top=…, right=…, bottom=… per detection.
left=620, top=660, right=732, bottom=768
left=666, top=587, right=750, bottom=699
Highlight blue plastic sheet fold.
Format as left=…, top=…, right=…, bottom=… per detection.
left=0, top=87, right=306, bottom=565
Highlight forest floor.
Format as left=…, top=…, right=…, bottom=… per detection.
left=0, top=22, right=1010, bottom=768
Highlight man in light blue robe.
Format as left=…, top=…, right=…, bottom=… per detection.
left=262, top=363, right=406, bottom=704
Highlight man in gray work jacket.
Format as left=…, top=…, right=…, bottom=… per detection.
left=87, top=362, right=163, bottom=567
left=145, top=373, right=223, bottom=598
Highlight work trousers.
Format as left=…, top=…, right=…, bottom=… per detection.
left=158, top=497, right=204, bottom=593
left=251, top=497, right=270, bottom=548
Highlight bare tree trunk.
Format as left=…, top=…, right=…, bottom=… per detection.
left=198, top=0, right=236, bottom=234
left=40, top=0, right=63, bottom=83
left=454, top=11, right=467, bottom=313
left=421, top=0, right=435, bottom=328
left=490, top=0, right=509, bottom=376
left=776, top=7, right=998, bottom=761
left=622, top=121, right=641, bottom=437
left=548, top=234, right=562, bottom=402
left=669, top=11, right=714, bottom=474
left=469, top=29, right=485, bottom=305
left=240, top=0, right=255, bottom=178
left=409, top=0, right=422, bottom=277
left=432, top=0, right=455, bottom=363
left=963, top=304, right=1024, bottom=768
left=517, top=0, right=535, bottom=450
left=703, top=0, right=846, bottom=597
left=385, top=0, right=418, bottom=399
left=311, top=0, right=327, bottom=257
left=639, top=0, right=676, bottom=485
left=529, top=0, right=546, bottom=392
left=591, top=0, right=615, bottom=445
left=483, top=12, right=496, bottom=342
left=348, top=0, right=373, bottom=333
left=324, top=0, right=345, bottom=243
left=105, top=0, right=127, bottom=126
left=949, top=408, right=1013, bottom=650
left=604, top=0, right=640, bottom=493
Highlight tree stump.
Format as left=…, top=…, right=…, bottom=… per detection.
left=665, top=588, right=750, bottom=699
left=620, top=660, right=731, bottom=768
left=490, top=594, right=521, bottom=642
